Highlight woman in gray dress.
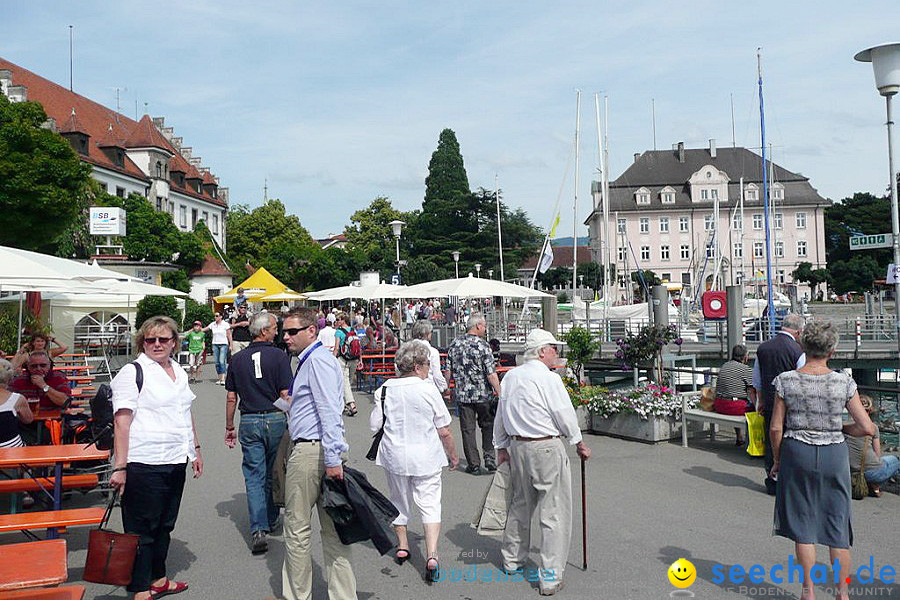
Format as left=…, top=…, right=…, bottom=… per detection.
left=770, top=320, right=876, bottom=600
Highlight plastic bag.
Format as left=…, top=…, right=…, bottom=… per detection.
left=745, top=411, right=765, bottom=457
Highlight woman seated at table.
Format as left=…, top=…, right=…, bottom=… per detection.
left=846, top=395, right=900, bottom=498
left=713, top=344, right=756, bottom=446
left=10, top=333, right=68, bottom=373
left=370, top=341, right=458, bottom=583
left=110, top=316, right=203, bottom=600
left=0, top=358, right=35, bottom=506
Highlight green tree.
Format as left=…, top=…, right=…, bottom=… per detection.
left=538, top=266, right=572, bottom=289
left=828, top=255, right=881, bottom=294
left=791, top=262, right=831, bottom=298
left=631, top=269, right=661, bottom=301
left=416, top=129, right=472, bottom=257
left=825, top=192, right=892, bottom=293
left=136, top=296, right=181, bottom=330
left=0, top=96, right=93, bottom=250
left=563, top=326, right=600, bottom=382
left=343, top=197, right=418, bottom=277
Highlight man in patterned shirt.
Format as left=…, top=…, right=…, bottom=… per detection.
left=448, top=313, right=501, bottom=475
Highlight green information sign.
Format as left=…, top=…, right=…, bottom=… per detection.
left=849, top=233, right=894, bottom=250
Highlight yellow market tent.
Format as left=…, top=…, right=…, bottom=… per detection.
left=213, top=267, right=297, bottom=303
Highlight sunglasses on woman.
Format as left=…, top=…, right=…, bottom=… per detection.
left=144, top=336, right=174, bottom=345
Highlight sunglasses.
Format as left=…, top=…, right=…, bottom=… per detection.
left=144, top=336, right=174, bottom=345
left=283, top=324, right=314, bottom=336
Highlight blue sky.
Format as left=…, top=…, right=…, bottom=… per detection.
left=3, top=2, right=900, bottom=241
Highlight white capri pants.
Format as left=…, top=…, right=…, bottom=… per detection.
left=384, top=470, right=443, bottom=526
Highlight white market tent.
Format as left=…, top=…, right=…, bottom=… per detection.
left=384, top=274, right=553, bottom=299
left=306, top=283, right=406, bottom=302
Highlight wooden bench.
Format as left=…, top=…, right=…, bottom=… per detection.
left=0, top=587, right=85, bottom=599
left=0, top=474, right=99, bottom=495
left=0, top=539, right=68, bottom=591
left=681, top=395, right=748, bottom=448
left=0, top=507, right=106, bottom=534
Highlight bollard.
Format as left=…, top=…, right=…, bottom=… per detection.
left=856, top=319, right=861, bottom=350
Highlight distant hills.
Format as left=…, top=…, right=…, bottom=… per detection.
left=550, top=236, right=590, bottom=247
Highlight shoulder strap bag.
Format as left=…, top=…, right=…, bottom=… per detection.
left=83, top=490, right=139, bottom=585
left=851, top=436, right=869, bottom=501
left=365, top=387, right=387, bottom=461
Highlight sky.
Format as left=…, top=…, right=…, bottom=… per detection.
left=3, top=2, right=900, bottom=242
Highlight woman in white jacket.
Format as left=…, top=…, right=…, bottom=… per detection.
left=370, top=341, right=458, bottom=583
left=410, top=320, right=447, bottom=393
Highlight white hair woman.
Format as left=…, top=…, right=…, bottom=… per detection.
left=370, top=340, right=459, bottom=583
left=109, top=316, right=203, bottom=600
left=410, top=319, right=448, bottom=393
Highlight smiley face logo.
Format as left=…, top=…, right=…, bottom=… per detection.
left=668, top=558, right=696, bottom=588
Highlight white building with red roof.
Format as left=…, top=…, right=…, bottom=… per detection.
left=0, top=57, right=228, bottom=250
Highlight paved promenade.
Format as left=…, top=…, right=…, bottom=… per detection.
left=14, top=374, right=899, bottom=599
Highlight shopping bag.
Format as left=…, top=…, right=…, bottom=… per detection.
left=745, top=411, right=765, bottom=457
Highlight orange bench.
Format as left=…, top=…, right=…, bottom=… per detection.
left=0, top=474, right=99, bottom=495
left=0, top=539, right=68, bottom=591
left=0, top=507, right=106, bottom=534
left=0, top=587, right=85, bottom=599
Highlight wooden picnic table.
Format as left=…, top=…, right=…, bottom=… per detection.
left=0, top=539, right=67, bottom=591
left=0, top=444, right=109, bottom=537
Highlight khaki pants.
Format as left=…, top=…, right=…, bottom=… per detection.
left=281, top=441, right=356, bottom=600
left=337, top=357, right=357, bottom=406
left=502, top=437, right=572, bottom=592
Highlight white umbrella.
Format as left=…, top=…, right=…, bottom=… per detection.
left=0, top=246, right=138, bottom=283
left=257, top=291, right=308, bottom=302
left=306, top=283, right=405, bottom=302
left=385, top=274, right=553, bottom=299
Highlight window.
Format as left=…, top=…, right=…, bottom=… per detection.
left=753, top=241, right=764, bottom=258
left=753, top=214, right=763, bottom=230
left=662, top=191, right=675, bottom=204
left=213, top=214, right=219, bottom=234
left=100, top=183, right=108, bottom=193
left=618, top=274, right=627, bottom=288
left=640, top=246, right=650, bottom=261
left=639, top=218, right=649, bottom=234
left=745, top=186, right=759, bottom=201
left=732, top=213, right=742, bottom=230
left=775, top=241, right=784, bottom=258
left=733, top=243, right=743, bottom=259
left=711, top=189, right=718, bottom=200
left=772, top=184, right=784, bottom=200
left=701, top=189, right=709, bottom=201
left=797, top=240, right=807, bottom=257
left=777, top=269, right=785, bottom=284
left=681, top=272, right=691, bottom=285
left=659, top=217, right=669, bottom=233
left=796, top=212, right=807, bottom=228
left=116, top=186, right=125, bottom=198
left=191, top=208, right=198, bottom=228
left=661, top=245, right=670, bottom=261
left=156, top=198, right=162, bottom=211
left=680, top=245, right=690, bottom=260
left=636, top=192, right=650, bottom=204
left=704, top=214, right=715, bottom=231
left=706, top=243, right=715, bottom=258
left=774, top=213, right=783, bottom=229
left=202, top=211, right=209, bottom=224
left=735, top=272, right=744, bottom=284
left=179, top=205, right=187, bottom=227
left=662, top=273, right=671, bottom=282
left=617, top=218, right=626, bottom=234
left=156, top=161, right=162, bottom=178
left=617, top=247, right=626, bottom=262
left=679, top=217, right=689, bottom=232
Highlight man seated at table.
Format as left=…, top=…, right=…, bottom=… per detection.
left=9, top=351, right=70, bottom=410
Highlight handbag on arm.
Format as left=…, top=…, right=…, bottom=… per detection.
left=83, top=489, right=139, bottom=585
left=366, top=387, right=388, bottom=461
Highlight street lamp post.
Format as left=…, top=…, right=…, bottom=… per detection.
left=475, top=263, right=482, bottom=278
left=452, top=250, right=460, bottom=279
left=388, top=220, right=405, bottom=281
left=488, top=269, right=494, bottom=279
left=856, top=43, right=900, bottom=368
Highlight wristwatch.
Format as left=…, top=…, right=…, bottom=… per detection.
left=42, top=384, right=50, bottom=393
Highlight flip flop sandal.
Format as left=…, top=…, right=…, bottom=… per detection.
left=394, top=548, right=410, bottom=564
left=150, top=579, right=189, bottom=598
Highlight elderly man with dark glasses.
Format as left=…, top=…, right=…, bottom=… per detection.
left=9, top=350, right=70, bottom=411
left=279, top=307, right=356, bottom=600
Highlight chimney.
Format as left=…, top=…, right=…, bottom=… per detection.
left=634, top=153, right=640, bottom=163
left=181, top=147, right=192, bottom=160
left=7, top=84, right=27, bottom=102
left=677, top=141, right=685, bottom=163
left=709, top=138, right=717, bottom=158
left=152, top=117, right=165, bottom=129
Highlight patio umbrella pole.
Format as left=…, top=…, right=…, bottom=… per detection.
left=16, top=293, right=24, bottom=349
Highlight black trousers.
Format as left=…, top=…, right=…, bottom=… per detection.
left=121, top=462, right=187, bottom=593
left=763, top=410, right=776, bottom=494
left=458, top=402, right=496, bottom=468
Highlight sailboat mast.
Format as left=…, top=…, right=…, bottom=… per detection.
left=594, top=94, right=605, bottom=301
left=495, top=173, right=505, bottom=280
left=758, top=49, right=777, bottom=335
left=573, top=90, right=581, bottom=297
left=603, top=96, right=611, bottom=318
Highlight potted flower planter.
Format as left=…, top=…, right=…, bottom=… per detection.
left=590, top=412, right=681, bottom=443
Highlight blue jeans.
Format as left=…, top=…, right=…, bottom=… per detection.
left=213, top=344, right=228, bottom=375
left=865, top=454, right=900, bottom=484
left=239, top=411, right=287, bottom=533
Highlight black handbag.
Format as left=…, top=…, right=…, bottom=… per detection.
left=83, top=490, right=139, bottom=585
left=365, top=387, right=387, bottom=461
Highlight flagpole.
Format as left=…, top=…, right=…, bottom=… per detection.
left=573, top=90, right=582, bottom=300
left=495, top=173, right=505, bottom=281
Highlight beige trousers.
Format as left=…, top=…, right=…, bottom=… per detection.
left=502, top=437, right=572, bottom=592
left=337, top=357, right=357, bottom=406
left=281, top=441, right=356, bottom=600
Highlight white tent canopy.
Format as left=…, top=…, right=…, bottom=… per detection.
left=306, top=283, right=405, bottom=301
left=0, top=246, right=138, bottom=285
left=385, top=275, right=553, bottom=299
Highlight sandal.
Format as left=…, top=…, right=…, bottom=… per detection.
left=149, top=579, right=189, bottom=598
left=425, top=555, right=439, bottom=584
left=394, top=548, right=410, bottom=565
left=346, top=403, right=358, bottom=417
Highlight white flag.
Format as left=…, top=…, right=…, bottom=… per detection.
left=538, top=242, right=554, bottom=273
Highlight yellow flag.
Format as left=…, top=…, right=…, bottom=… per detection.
left=548, top=212, right=561, bottom=238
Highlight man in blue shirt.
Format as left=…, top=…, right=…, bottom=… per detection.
left=280, top=308, right=356, bottom=600
left=225, top=313, right=293, bottom=555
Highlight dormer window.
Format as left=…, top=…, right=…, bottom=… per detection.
left=635, top=187, right=651, bottom=205
left=772, top=183, right=784, bottom=200
left=701, top=189, right=709, bottom=201
left=660, top=186, right=675, bottom=204
left=745, top=184, right=759, bottom=201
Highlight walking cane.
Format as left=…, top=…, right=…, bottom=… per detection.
left=581, top=456, right=587, bottom=570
